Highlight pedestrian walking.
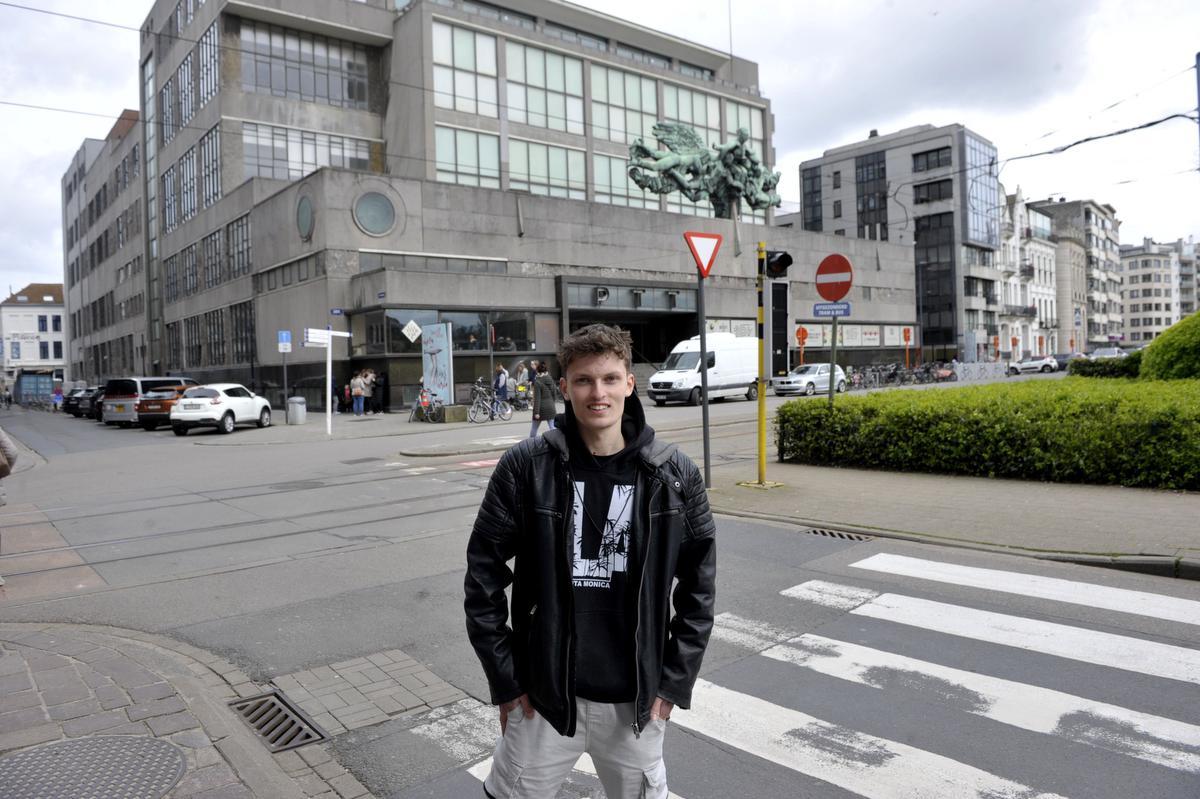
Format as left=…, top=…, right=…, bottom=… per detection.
left=529, top=361, right=558, bottom=437
left=351, top=371, right=366, bottom=416
left=465, top=324, right=716, bottom=798
left=2, top=388, right=10, bottom=409
left=52, top=386, right=63, bottom=412
left=363, top=369, right=376, bottom=414
left=492, top=364, right=508, bottom=419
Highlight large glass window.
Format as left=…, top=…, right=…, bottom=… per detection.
left=593, top=153, right=654, bottom=208
left=912, top=147, right=952, bottom=172
left=199, top=21, right=219, bottom=105
left=230, top=301, right=256, bottom=363
left=590, top=65, right=656, bottom=145
left=385, top=308, right=438, bottom=354
left=509, top=139, right=585, bottom=199
left=202, top=229, right=223, bottom=288
left=178, top=54, right=194, bottom=126
left=199, top=125, right=220, bottom=207
left=226, top=214, right=252, bottom=277
left=505, top=42, right=583, bottom=134
left=801, top=166, right=822, bottom=232
left=164, top=254, right=179, bottom=303
left=965, top=133, right=999, bottom=247
left=434, top=126, right=499, bottom=187
left=855, top=150, right=888, bottom=240
left=432, top=21, right=498, bottom=117
left=179, top=147, right=197, bottom=221
left=662, top=84, right=720, bottom=216
left=182, top=243, right=198, bottom=296
left=160, top=78, right=176, bottom=145
left=205, top=309, right=226, bottom=365
left=242, top=122, right=372, bottom=180
left=915, top=212, right=957, bottom=352
left=240, top=20, right=370, bottom=110
left=161, top=164, right=178, bottom=233
left=445, top=311, right=488, bottom=350
left=726, top=100, right=767, bottom=222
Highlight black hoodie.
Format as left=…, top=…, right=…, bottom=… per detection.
left=558, top=390, right=655, bottom=702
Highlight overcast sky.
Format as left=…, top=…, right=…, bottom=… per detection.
left=1, top=0, right=1197, bottom=294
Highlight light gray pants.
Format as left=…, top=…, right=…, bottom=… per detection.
left=484, top=698, right=668, bottom=799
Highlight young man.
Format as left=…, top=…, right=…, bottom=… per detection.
left=465, top=324, right=716, bottom=799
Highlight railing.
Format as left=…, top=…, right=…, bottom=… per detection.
left=1020, top=264, right=1035, bottom=279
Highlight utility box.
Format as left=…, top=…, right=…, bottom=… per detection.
left=287, top=397, right=306, bottom=424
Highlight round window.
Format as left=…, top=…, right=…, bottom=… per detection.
left=296, top=196, right=315, bottom=241
left=353, top=192, right=396, bottom=236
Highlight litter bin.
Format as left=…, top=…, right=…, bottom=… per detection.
left=286, top=396, right=307, bottom=424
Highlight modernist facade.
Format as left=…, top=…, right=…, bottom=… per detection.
left=998, top=189, right=1058, bottom=357
left=1, top=284, right=66, bottom=401
left=1028, top=198, right=1122, bottom=351
left=62, top=111, right=148, bottom=384
left=798, top=124, right=1002, bottom=361
left=1119, top=239, right=1183, bottom=344
left=62, top=0, right=916, bottom=409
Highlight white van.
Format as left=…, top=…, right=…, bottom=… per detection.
left=646, top=333, right=760, bottom=406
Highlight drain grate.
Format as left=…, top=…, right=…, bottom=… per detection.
left=803, top=527, right=874, bottom=542
left=229, top=691, right=329, bottom=752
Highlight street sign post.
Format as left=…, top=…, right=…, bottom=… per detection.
left=683, top=231, right=722, bottom=488
left=904, top=326, right=913, bottom=368
left=278, top=330, right=292, bottom=422
left=305, top=326, right=351, bottom=436
left=796, top=326, right=807, bottom=365
left=816, top=254, right=853, bottom=407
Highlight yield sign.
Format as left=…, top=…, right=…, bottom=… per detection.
left=683, top=231, right=723, bottom=278
left=816, top=253, right=854, bottom=302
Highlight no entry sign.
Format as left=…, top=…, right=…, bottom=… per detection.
left=816, top=254, right=854, bottom=302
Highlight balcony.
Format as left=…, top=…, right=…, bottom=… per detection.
left=985, top=324, right=1000, bottom=336
left=999, top=260, right=1017, bottom=277
left=1042, top=318, right=1058, bottom=329
left=1004, top=304, right=1037, bottom=318
left=1019, top=263, right=1035, bottom=280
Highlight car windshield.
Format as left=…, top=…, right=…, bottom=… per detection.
left=662, top=351, right=702, bottom=370
left=183, top=387, right=220, bottom=398
left=789, top=365, right=817, bottom=376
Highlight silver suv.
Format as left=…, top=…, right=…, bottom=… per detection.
left=102, top=377, right=198, bottom=428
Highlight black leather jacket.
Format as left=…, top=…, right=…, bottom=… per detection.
left=464, top=397, right=716, bottom=737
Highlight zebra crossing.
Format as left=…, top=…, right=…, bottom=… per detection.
left=407, top=550, right=1200, bottom=798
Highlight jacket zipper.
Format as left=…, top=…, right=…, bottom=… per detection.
left=561, top=460, right=576, bottom=736
left=631, top=468, right=664, bottom=738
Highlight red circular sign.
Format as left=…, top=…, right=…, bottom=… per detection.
left=796, top=327, right=808, bottom=345
left=816, top=254, right=854, bottom=302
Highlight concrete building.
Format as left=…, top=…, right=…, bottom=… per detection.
left=998, top=188, right=1057, bottom=357
left=60, top=0, right=918, bottom=410
left=1, top=284, right=66, bottom=402
left=1177, top=237, right=1197, bottom=317
left=798, top=123, right=1003, bottom=362
left=62, top=110, right=148, bottom=384
left=1028, top=198, right=1122, bottom=351
left=1119, top=238, right=1182, bottom=345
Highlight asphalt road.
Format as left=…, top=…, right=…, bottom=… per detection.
left=3, top=388, right=1196, bottom=798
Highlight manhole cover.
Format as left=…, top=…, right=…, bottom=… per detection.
left=0, top=737, right=186, bottom=799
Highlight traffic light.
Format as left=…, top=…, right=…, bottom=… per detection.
left=762, top=250, right=793, bottom=279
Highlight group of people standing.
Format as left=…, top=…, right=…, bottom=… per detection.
left=492, top=360, right=560, bottom=437
left=346, top=369, right=383, bottom=416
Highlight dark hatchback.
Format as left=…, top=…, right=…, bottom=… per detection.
left=62, top=387, right=95, bottom=417
left=78, top=387, right=106, bottom=420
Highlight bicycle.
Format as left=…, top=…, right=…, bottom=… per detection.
left=408, top=387, right=444, bottom=423
left=469, top=378, right=512, bottom=423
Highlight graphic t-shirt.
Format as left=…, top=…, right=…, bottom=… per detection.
left=570, top=452, right=639, bottom=702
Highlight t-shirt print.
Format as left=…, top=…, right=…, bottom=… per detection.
left=571, top=482, right=633, bottom=589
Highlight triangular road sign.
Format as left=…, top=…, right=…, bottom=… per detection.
left=684, top=231, right=723, bottom=278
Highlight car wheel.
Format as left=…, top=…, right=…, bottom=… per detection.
left=836, top=380, right=846, bottom=393
left=1041, top=365, right=1052, bottom=373
left=804, top=382, right=816, bottom=396
left=141, top=422, right=157, bottom=432
left=1008, top=368, right=1018, bottom=376
left=949, top=372, right=959, bottom=382
left=172, top=425, right=187, bottom=437
left=219, top=412, right=236, bottom=434
left=257, top=407, right=272, bottom=428
left=746, top=383, right=758, bottom=401
left=654, top=399, right=666, bottom=407
left=688, top=388, right=701, bottom=406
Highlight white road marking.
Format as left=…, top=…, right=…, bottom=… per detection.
left=850, top=552, right=1200, bottom=626
left=403, top=466, right=437, bottom=475
left=676, top=679, right=1066, bottom=799
left=851, top=593, right=1200, bottom=685
left=711, top=612, right=798, bottom=651
left=460, top=458, right=501, bottom=468
left=780, top=579, right=880, bottom=610
left=410, top=699, right=497, bottom=762
left=764, top=633, right=1200, bottom=773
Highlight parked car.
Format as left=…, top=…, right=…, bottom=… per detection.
left=1050, top=352, right=1086, bottom=372
left=1007, top=355, right=1059, bottom=375
left=135, top=386, right=191, bottom=431
left=771, top=364, right=847, bottom=396
left=170, top=384, right=272, bottom=435
left=79, top=387, right=106, bottom=421
left=62, top=387, right=95, bottom=417
left=1089, top=347, right=1128, bottom=360
left=103, top=377, right=199, bottom=428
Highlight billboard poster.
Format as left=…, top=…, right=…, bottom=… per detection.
left=861, top=326, right=881, bottom=347
left=883, top=326, right=902, bottom=346
left=730, top=319, right=756, bottom=338
left=801, top=324, right=830, bottom=347
left=839, top=325, right=862, bottom=347
left=422, top=323, right=454, bottom=405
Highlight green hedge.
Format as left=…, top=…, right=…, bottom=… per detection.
left=1068, top=350, right=1141, bottom=378
left=1141, top=312, right=1200, bottom=380
left=775, top=378, right=1200, bottom=490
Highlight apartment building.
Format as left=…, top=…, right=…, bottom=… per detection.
left=1028, top=198, right=1122, bottom=351
left=60, top=0, right=918, bottom=408
left=1119, top=238, right=1183, bottom=344
left=998, top=188, right=1057, bottom=357
left=798, top=123, right=1003, bottom=362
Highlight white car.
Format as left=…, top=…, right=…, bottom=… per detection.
left=771, top=364, right=847, bottom=396
left=1007, top=355, right=1059, bottom=375
left=1089, top=347, right=1128, bottom=361
left=170, top=383, right=272, bottom=435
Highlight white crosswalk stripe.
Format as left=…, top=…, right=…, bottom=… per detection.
left=850, top=553, right=1200, bottom=626
left=675, top=679, right=1068, bottom=799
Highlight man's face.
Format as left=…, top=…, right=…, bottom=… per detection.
left=560, top=353, right=634, bottom=437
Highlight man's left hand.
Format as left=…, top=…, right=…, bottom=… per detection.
left=650, top=697, right=673, bottom=722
